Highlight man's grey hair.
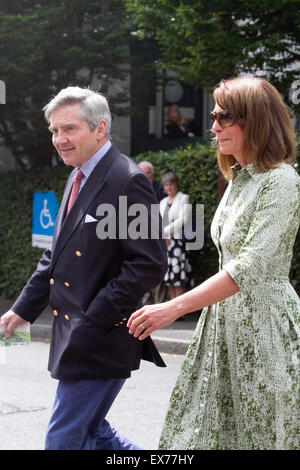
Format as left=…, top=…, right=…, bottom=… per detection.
left=43, top=86, right=112, bottom=137
left=138, top=161, right=154, bottom=173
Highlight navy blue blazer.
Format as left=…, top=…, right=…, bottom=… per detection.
left=12, top=145, right=168, bottom=380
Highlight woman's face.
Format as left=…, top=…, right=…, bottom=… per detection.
left=211, top=104, right=245, bottom=162
left=163, top=181, right=178, bottom=198
left=168, top=107, right=179, bottom=123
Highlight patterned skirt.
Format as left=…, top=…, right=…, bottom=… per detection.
left=164, top=238, right=193, bottom=287
left=159, top=282, right=300, bottom=449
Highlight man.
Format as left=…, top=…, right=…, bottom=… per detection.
left=0, top=87, right=167, bottom=450
left=138, top=161, right=166, bottom=203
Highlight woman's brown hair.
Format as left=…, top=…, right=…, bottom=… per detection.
left=168, top=104, right=184, bottom=126
left=213, top=77, right=297, bottom=180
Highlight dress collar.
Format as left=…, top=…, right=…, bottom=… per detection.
left=231, top=162, right=264, bottom=182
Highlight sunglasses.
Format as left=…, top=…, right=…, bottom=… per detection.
left=210, top=110, right=236, bottom=128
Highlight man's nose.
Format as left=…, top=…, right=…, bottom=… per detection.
left=53, top=132, right=68, bottom=145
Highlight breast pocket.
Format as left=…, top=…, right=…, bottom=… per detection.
left=82, top=220, right=99, bottom=233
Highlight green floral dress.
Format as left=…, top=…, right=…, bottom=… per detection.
left=159, top=163, right=300, bottom=450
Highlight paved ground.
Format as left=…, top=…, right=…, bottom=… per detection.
left=0, top=341, right=184, bottom=450
left=0, top=299, right=201, bottom=450
left=0, top=299, right=199, bottom=450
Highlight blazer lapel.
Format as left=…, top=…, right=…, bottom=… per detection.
left=50, top=145, right=119, bottom=272
left=51, top=169, right=75, bottom=252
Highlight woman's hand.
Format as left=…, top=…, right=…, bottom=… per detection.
left=127, top=301, right=180, bottom=341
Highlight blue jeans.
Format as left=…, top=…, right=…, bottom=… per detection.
left=45, top=378, right=142, bottom=450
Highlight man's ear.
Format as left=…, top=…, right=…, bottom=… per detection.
left=95, top=119, right=107, bottom=140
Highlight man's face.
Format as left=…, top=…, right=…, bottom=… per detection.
left=49, top=103, right=107, bottom=167
left=139, top=164, right=154, bottom=183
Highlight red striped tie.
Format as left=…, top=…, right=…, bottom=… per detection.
left=67, top=169, right=84, bottom=215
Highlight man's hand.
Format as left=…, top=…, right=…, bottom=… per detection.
left=0, top=310, right=28, bottom=338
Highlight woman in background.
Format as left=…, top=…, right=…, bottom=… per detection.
left=166, top=104, right=196, bottom=139
left=160, top=172, right=193, bottom=300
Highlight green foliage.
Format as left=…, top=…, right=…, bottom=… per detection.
left=0, top=140, right=299, bottom=300
left=0, top=0, right=131, bottom=169
left=125, top=0, right=300, bottom=107
left=0, top=165, right=70, bottom=299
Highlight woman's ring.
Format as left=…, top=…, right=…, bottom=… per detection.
left=139, top=322, right=145, bottom=330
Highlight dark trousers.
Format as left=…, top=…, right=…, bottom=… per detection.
left=45, top=377, right=141, bottom=450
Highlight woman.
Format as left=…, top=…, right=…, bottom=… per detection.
left=127, top=77, right=300, bottom=450
left=160, top=172, right=193, bottom=299
left=166, top=104, right=195, bottom=139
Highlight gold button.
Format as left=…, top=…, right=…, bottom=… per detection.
left=76, top=251, right=82, bottom=257
left=53, top=310, right=58, bottom=317
left=119, top=321, right=123, bottom=325
left=114, top=323, right=119, bottom=327
left=50, top=279, right=54, bottom=285
left=122, top=317, right=127, bottom=321
left=64, top=315, right=70, bottom=321
left=64, top=282, right=70, bottom=287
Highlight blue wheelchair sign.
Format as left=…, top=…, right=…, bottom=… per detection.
left=32, top=191, right=58, bottom=248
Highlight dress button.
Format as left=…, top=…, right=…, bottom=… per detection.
left=64, top=282, right=70, bottom=287
left=64, top=315, right=70, bottom=321
left=76, top=251, right=82, bottom=257
left=53, top=310, right=58, bottom=317
left=50, top=279, right=54, bottom=285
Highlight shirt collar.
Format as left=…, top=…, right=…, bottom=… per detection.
left=79, top=140, right=112, bottom=180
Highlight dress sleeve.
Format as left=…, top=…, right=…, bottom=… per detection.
left=223, top=169, right=300, bottom=291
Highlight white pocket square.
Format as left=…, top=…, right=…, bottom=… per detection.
left=84, top=214, right=98, bottom=223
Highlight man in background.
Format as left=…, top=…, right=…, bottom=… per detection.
left=138, top=161, right=166, bottom=203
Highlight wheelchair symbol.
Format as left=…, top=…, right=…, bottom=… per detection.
left=40, top=199, right=55, bottom=230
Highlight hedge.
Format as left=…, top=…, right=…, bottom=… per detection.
left=0, top=141, right=299, bottom=300
left=0, top=165, right=70, bottom=299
